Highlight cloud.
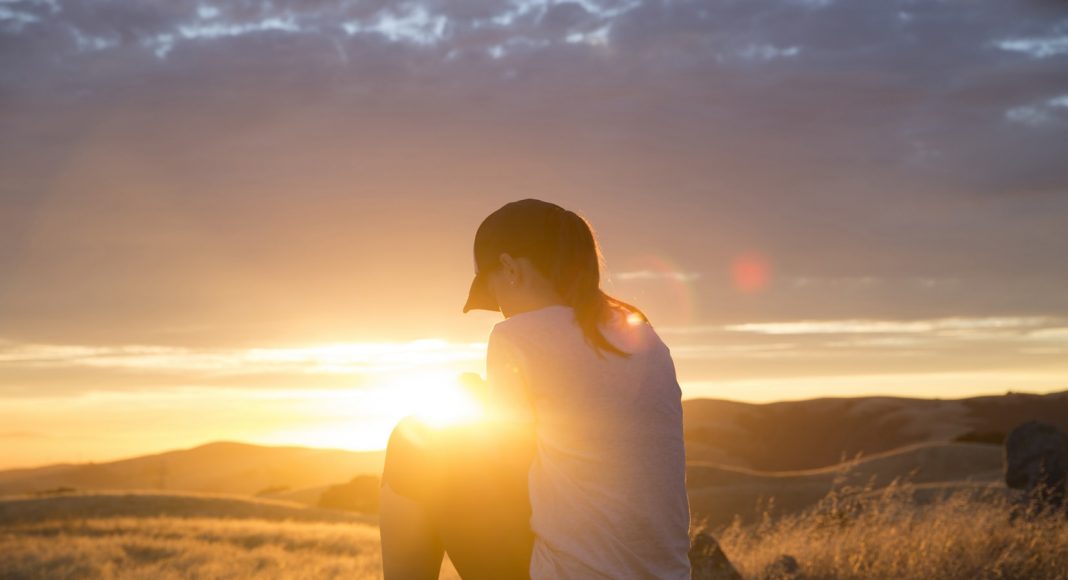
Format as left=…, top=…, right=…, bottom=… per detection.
left=656, top=315, right=1068, bottom=387
left=0, top=0, right=1066, bottom=351
left=659, top=316, right=1065, bottom=338
left=1005, top=94, right=1068, bottom=128
left=339, top=4, right=450, bottom=48
left=996, top=35, right=1068, bottom=59
left=721, top=316, right=1055, bottom=335
left=0, top=5, right=40, bottom=33
left=732, top=43, right=800, bottom=62
left=1027, top=327, right=1068, bottom=341
left=0, top=339, right=487, bottom=375
left=0, top=430, right=52, bottom=439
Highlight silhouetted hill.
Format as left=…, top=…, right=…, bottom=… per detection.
left=686, top=441, right=1007, bottom=527
left=5, top=390, right=1065, bottom=509
left=0, top=441, right=384, bottom=497
left=0, top=490, right=373, bottom=526
left=682, top=389, right=1068, bottom=471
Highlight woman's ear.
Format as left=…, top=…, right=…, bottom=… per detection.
left=498, top=252, right=520, bottom=286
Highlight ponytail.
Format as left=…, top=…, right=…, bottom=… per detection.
left=551, top=210, right=646, bottom=359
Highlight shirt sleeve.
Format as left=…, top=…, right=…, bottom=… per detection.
left=485, top=326, right=536, bottom=427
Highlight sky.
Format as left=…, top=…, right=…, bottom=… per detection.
left=1, top=0, right=1067, bottom=468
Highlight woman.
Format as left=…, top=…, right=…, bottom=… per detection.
left=380, top=199, right=692, bottom=579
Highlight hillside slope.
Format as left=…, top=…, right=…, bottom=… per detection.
left=0, top=442, right=384, bottom=497
left=682, top=389, right=1068, bottom=471
left=686, top=441, right=1008, bottom=527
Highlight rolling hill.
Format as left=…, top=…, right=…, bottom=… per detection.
left=682, top=389, right=1068, bottom=471
left=0, top=489, right=372, bottom=526
left=0, top=441, right=385, bottom=498
left=2, top=389, right=1062, bottom=525
left=686, top=441, right=1008, bottom=527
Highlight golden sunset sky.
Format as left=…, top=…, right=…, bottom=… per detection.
left=1, top=0, right=1067, bottom=469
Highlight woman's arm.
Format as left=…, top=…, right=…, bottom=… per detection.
left=482, top=329, right=537, bottom=475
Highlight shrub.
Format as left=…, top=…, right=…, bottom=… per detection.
left=318, top=476, right=380, bottom=514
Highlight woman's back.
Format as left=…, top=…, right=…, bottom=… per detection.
left=487, top=304, right=691, bottom=579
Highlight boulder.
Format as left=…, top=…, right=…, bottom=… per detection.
left=689, top=532, right=742, bottom=580
left=761, top=554, right=802, bottom=579
left=1004, top=421, right=1068, bottom=513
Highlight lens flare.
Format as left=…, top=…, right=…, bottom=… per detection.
left=731, top=251, right=771, bottom=293
left=611, top=253, right=698, bottom=326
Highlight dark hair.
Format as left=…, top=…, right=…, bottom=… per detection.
left=473, top=199, right=647, bottom=358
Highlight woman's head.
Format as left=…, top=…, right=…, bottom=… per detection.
left=463, top=199, right=645, bottom=358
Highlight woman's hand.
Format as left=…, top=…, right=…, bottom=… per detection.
left=458, top=372, right=488, bottom=406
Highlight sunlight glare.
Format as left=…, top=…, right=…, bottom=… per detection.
left=394, top=372, right=485, bottom=428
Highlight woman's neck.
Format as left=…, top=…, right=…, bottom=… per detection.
left=501, top=292, right=568, bottom=319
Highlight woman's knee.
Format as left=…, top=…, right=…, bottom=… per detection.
left=382, top=416, right=492, bottom=501
left=382, top=416, right=439, bottom=501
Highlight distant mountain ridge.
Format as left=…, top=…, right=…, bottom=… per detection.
left=3, top=389, right=1065, bottom=501
left=682, top=389, right=1068, bottom=471
left=0, top=441, right=385, bottom=497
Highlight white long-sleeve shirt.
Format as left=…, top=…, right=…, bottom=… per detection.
left=486, top=304, right=691, bottom=579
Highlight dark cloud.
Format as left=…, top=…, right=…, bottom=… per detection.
left=0, top=0, right=1066, bottom=350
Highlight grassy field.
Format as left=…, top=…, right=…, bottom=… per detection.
left=0, top=491, right=460, bottom=580
left=2, top=487, right=1066, bottom=579
left=1, top=516, right=388, bottom=579
left=687, top=441, right=1006, bottom=528
left=711, top=482, right=1068, bottom=579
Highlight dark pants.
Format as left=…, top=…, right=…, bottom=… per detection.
left=381, top=416, right=535, bottom=579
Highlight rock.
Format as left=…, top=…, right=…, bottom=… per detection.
left=761, top=554, right=802, bottom=579
left=689, top=532, right=742, bottom=580
left=1004, top=421, right=1068, bottom=514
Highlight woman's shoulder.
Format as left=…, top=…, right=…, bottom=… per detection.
left=488, top=305, right=580, bottom=362
left=492, top=303, right=672, bottom=362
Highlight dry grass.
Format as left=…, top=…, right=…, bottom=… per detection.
left=0, top=516, right=464, bottom=579
left=0, top=516, right=385, bottom=579
left=0, top=490, right=369, bottom=525
left=0, top=491, right=459, bottom=579
left=687, top=442, right=1004, bottom=528
left=710, top=481, right=1068, bottom=579
left=3, top=487, right=1066, bottom=578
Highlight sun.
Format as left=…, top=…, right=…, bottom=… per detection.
left=254, top=371, right=489, bottom=452
left=388, top=371, right=486, bottom=428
